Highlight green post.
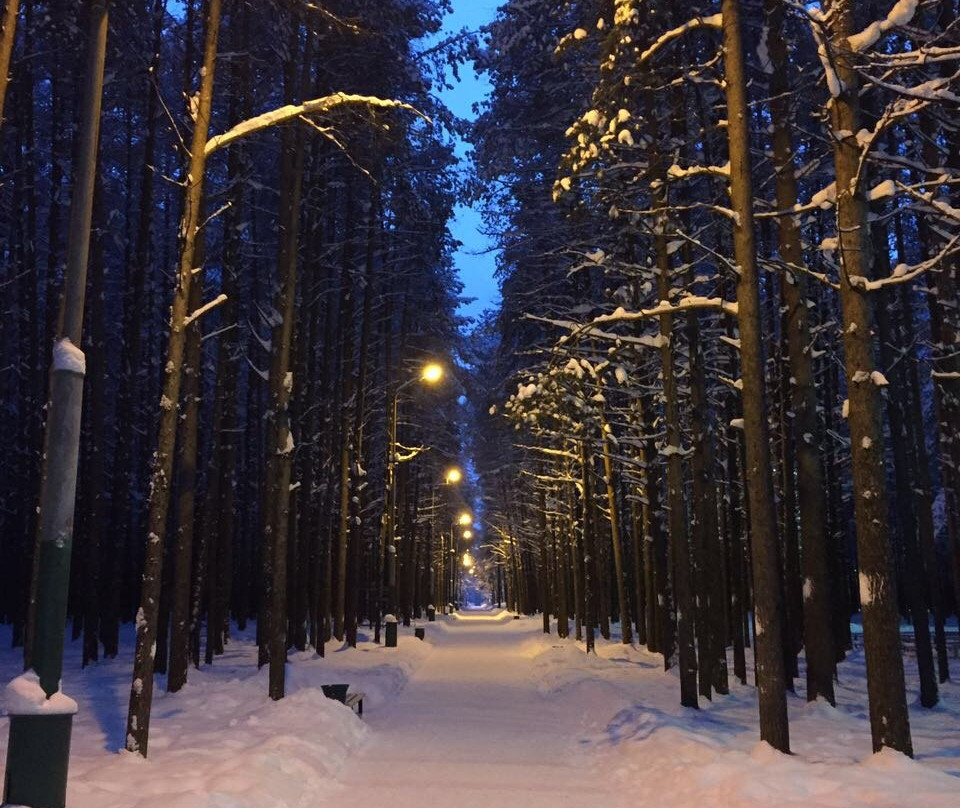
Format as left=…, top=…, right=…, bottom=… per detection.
left=385, top=614, right=398, bottom=648
left=3, top=714, right=74, bottom=808
left=4, top=3, right=110, bottom=805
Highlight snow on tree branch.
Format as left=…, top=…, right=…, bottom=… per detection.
left=847, top=0, right=919, bottom=53
left=205, top=93, right=429, bottom=157
left=637, top=14, right=722, bottom=66
left=183, top=294, right=228, bottom=327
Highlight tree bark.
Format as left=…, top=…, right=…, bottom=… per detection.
left=126, top=0, right=221, bottom=757
left=0, top=0, right=18, bottom=127
left=824, top=0, right=913, bottom=756
left=723, top=0, right=789, bottom=752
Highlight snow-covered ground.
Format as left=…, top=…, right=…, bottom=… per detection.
left=1, top=612, right=958, bottom=807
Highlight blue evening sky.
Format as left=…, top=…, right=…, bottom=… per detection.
left=435, top=1, right=501, bottom=324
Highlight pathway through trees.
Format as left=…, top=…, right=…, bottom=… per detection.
left=334, top=610, right=629, bottom=808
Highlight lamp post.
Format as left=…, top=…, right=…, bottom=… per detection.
left=4, top=4, right=109, bottom=806
left=377, top=363, right=443, bottom=642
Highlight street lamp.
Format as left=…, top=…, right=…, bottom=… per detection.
left=458, top=511, right=472, bottom=526
left=421, top=363, right=444, bottom=384
left=463, top=529, right=473, bottom=540
left=379, top=361, right=444, bottom=640
left=445, top=467, right=462, bottom=484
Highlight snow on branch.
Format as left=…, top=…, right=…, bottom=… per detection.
left=299, top=3, right=361, bottom=33
left=205, top=93, right=429, bottom=157
left=395, top=443, right=429, bottom=463
left=667, top=161, right=731, bottom=180
left=847, top=0, right=919, bottom=53
left=184, top=294, right=228, bottom=327
left=848, top=229, right=960, bottom=291
left=638, top=14, right=722, bottom=65
left=525, top=314, right=667, bottom=349
left=592, top=297, right=740, bottom=323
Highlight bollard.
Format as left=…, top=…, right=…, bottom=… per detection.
left=385, top=614, right=398, bottom=648
left=414, top=627, right=425, bottom=641
left=426, top=605, right=436, bottom=622
left=3, top=672, right=77, bottom=808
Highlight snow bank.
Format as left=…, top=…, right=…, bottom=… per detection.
left=4, top=671, right=78, bottom=715
left=522, top=618, right=960, bottom=808
left=606, top=728, right=957, bottom=808
left=0, top=624, right=433, bottom=808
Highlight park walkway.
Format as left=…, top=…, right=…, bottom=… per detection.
left=331, top=609, right=629, bottom=808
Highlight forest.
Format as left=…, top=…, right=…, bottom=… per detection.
left=0, top=0, right=958, bottom=790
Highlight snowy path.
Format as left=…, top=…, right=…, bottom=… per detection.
left=1, top=616, right=958, bottom=808
left=329, top=610, right=628, bottom=808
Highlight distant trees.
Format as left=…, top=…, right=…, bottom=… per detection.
left=472, top=0, right=960, bottom=758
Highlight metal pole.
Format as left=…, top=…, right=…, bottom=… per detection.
left=5, top=4, right=109, bottom=806
left=376, top=390, right=397, bottom=641
left=34, top=0, right=110, bottom=713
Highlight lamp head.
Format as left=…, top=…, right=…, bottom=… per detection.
left=421, top=363, right=444, bottom=384
left=445, top=467, right=463, bottom=484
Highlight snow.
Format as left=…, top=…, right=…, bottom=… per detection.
left=183, top=293, right=228, bottom=327
left=1, top=616, right=957, bottom=807
left=639, top=14, right=723, bottom=65
left=0, top=623, right=428, bottom=807
left=205, top=93, right=426, bottom=157
left=52, top=338, right=86, bottom=376
left=867, top=179, right=897, bottom=201
left=4, top=671, right=78, bottom=716
left=848, top=0, right=919, bottom=52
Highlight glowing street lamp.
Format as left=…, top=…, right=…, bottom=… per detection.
left=462, top=551, right=474, bottom=568
left=445, top=467, right=462, bottom=485
left=380, top=361, right=446, bottom=634
left=457, top=511, right=472, bottom=526
left=421, top=363, right=444, bottom=384
left=463, top=530, right=473, bottom=540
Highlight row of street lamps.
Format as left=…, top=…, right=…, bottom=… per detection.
left=379, top=362, right=476, bottom=630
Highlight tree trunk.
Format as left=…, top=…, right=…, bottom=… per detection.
left=167, top=264, right=203, bottom=693
left=0, top=0, right=18, bottom=127
left=265, top=24, right=308, bottom=698
left=126, top=0, right=221, bottom=757
left=824, top=0, right=912, bottom=756
left=723, top=0, right=789, bottom=752
left=763, top=0, right=836, bottom=704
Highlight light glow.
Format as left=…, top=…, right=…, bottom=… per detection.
left=421, top=363, right=444, bottom=383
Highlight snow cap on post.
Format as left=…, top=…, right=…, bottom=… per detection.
left=5, top=671, right=78, bottom=716
left=52, top=338, right=87, bottom=376
left=384, top=614, right=398, bottom=624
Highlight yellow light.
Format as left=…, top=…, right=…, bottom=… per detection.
left=421, top=363, right=444, bottom=383
left=463, top=530, right=473, bottom=540
left=445, top=467, right=462, bottom=484
left=462, top=552, right=474, bottom=568
left=457, top=512, right=472, bottom=526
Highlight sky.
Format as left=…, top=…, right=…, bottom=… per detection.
left=434, top=1, right=501, bottom=324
